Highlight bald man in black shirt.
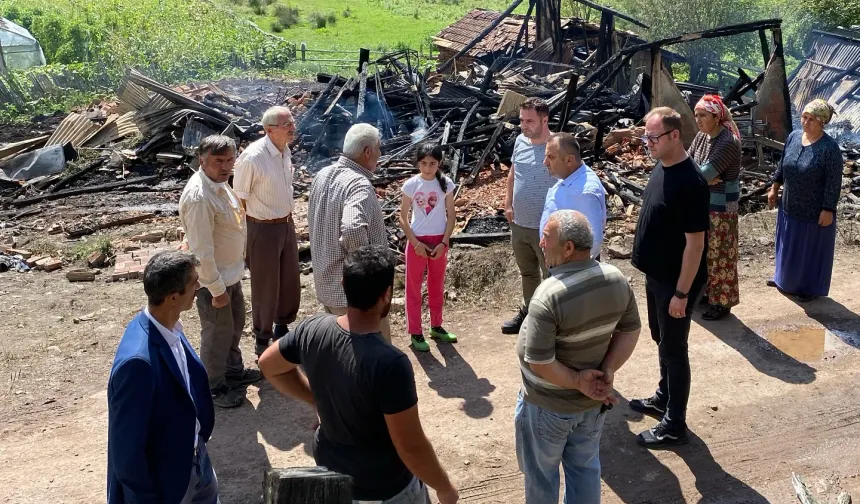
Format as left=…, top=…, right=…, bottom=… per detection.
left=630, top=107, right=709, bottom=449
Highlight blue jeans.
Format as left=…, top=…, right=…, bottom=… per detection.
left=180, top=439, right=220, bottom=504
left=353, top=477, right=430, bottom=504
left=514, top=394, right=605, bottom=504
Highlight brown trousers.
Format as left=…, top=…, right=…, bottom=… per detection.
left=247, top=218, right=301, bottom=342
left=196, top=283, right=245, bottom=391
left=510, top=222, right=547, bottom=310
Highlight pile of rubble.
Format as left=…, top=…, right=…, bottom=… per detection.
left=2, top=29, right=860, bottom=281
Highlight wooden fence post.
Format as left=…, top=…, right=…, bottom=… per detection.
left=263, top=467, right=353, bottom=504
left=301, top=42, right=306, bottom=62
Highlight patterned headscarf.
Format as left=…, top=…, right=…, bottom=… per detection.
left=803, top=99, right=836, bottom=125
left=694, top=94, right=740, bottom=140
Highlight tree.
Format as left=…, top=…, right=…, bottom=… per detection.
left=803, top=0, right=860, bottom=29
left=607, top=0, right=763, bottom=83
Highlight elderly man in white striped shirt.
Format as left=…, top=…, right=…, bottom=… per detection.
left=233, top=106, right=302, bottom=357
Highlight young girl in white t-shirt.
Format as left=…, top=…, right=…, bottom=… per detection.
left=398, top=143, right=457, bottom=351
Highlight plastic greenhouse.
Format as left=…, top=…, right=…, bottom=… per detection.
left=0, top=18, right=46, bottom=71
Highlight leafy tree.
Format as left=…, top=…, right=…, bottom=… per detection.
left=803, top=0, right=860, bottom=28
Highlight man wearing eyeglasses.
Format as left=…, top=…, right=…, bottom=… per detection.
left=630, top=107, right=709, bottom=448
left=233, top=106, right=302, bottom=358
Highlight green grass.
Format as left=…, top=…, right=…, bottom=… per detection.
left=221, top=0, right=525, bottom=53
left=67, top=235, right=114, bottom=262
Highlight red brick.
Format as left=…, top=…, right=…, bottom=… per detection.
left=112, top=271, right=129, bottom=281
left=115, top=254, right=134, bottom=263
left=114, top=260, right=139, bottom=271
left=127, top=264, right=146, bottom=279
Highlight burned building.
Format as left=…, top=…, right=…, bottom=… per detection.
left=789, top=28, right=860, bottom=133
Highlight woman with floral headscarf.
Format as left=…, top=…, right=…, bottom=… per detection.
left=767, top=99, right=843, bottom=302
left=688, top=94, right=741, bottom=320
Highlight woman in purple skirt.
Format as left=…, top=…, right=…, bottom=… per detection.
left=767, top=99, right=844, bottom=302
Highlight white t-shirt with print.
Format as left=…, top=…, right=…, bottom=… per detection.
left=402, top=174, right=454, bottom=237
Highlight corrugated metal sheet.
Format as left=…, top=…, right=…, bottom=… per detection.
left=116, top=79, right=153, bottom=114
left=128, top=70, right=231, bottom=127
left=140, top=94, right=173, bottom=115
left=81, top=112, right=140, bottom=148
left=45, top=113, right=101, bottom=149
left=789, top=30, right=860, bottom=132
left=135, top=107, right=191, bottom=136
left=435, top=80, right=483, bottom=101
left=181, top=117, right=218, bottom=154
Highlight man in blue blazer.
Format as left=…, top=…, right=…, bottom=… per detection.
left=107, top=250, right=220, bottom=504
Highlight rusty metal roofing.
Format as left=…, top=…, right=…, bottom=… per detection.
left=433, top=9, right=535, bottom=58
left=117, top=79, right=153, bottom=114
left=81, top=111, right=140, bottom=148
left=789, top=30, right=860, bottom=132
left=45, top=113, right=101, bottom=149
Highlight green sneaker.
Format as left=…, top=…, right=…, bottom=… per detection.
left=430, top=326, right=458, bottom=343
left=411, top=334, right=430, bottom=352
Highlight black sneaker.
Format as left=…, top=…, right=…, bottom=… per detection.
left=501, top=308, right=527, bottom=334
left=225, top=368, right=264, bottom=388
left=701, top=305, right=730, bottom=321
left=796, top=294, right=818, bottom=303
left=766, top=279, right=777, bottom=288
left=629, top=396, right=666, bottom=419
left=637, top=423, right=689, bottom=448
left=211, top=385, right=243, bottom=409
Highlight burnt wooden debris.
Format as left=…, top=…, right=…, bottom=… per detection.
left=1, top=11, right=858, bottom=262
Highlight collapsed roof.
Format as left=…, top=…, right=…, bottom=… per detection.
left=789, top=29, right=860, bottom=133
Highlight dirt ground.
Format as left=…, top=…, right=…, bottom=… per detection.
left=1, top=210, right=860, bottom=504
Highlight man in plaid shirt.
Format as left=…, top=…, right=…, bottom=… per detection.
left=308, top=123, right=391, bottom=341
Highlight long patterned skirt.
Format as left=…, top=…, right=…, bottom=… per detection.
left=704, top=210, right=740, bottom=308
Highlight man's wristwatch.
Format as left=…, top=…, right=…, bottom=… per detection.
left=674, top=290, right=688, bottom=299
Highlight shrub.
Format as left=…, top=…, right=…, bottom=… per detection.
left=273, top=4, right=300, bottom=28
left=270, top=21, right=284, bottom=32
left=325, top=12, right=337, bottom=25
left=342, top=7, right=352, bottom=17
left=249, top=0, right=266, bottom=15
left=68, top=235, right=113, bottom=262
left=309, top=12, right=327, bottom=28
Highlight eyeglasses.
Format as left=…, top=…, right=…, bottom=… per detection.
left=641, top=129, right=677, bottom=144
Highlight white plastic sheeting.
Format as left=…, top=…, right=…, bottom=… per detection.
left=0, top=18, right=46, bottom=70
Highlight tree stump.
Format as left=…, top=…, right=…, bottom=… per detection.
left=262, top=467, right=353, bottom=504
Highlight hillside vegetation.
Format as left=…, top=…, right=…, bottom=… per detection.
left=221, top=0, right=521, bottom=52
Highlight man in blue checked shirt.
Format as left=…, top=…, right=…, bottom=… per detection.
left=540, top=133, right=606, bottom=260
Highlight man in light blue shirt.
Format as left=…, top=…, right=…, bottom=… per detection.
left=540, top=133, right=606, bottom=260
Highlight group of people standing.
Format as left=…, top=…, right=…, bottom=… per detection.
left=106, top=108, right=463, bottom=503
left=104, top=91, right=844, bottom=504
left=507, top=95, right=844, bottom=501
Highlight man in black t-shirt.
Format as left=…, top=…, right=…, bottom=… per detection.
left=258, top=245, right=458, bottom=504
left=630, top=107, right=709, bottom=449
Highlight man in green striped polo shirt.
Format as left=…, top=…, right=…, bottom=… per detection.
left=515, top=209, right=641, bottom=504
